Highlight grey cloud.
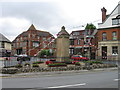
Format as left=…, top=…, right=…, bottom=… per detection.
left=1, top=2, right=65, bottom=29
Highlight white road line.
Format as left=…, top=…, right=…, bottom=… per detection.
left=47, top=83, right=86, bottom=88
left=114, top=79, right=120, bottom=81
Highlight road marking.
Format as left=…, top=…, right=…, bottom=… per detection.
left=114, top=79, right=120, bottom=81
left=47, top=83, right=86, bottom=88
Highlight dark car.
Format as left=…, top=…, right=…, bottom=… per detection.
left=17, top=55, right=30, bottom=61
left=71, top=55, right=89, bottom=61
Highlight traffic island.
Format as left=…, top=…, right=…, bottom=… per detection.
left=0, top=62, right=118, bottom=74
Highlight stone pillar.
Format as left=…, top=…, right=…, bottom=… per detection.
left=56, top=26, right=70, bottom=62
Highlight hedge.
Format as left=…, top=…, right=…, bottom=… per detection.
left=48, top=63, right=67, bottom=67
left=84, top=61, right=103, bottom=64
left=32, top=64, right=39, bottom=67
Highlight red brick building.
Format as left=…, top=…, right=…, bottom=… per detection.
left=69, top=29, right=98, bottom=59
left=12, top=24, right=55, bottom=56
left=97, top=2, right=120, bottom=60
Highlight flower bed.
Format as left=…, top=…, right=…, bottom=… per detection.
left=33, top=61, right=44, bottom=64
left=32, top=64, right=39, bottom=67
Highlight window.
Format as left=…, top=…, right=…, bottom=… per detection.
left=112, top=31, right=117, bottom=40
left=43, top=37, right=46, bottom=41
left=20, top=43, right=23, bottom=47
left=73, top=32, right=79, bottom=35
left=112, top=19, right=118, bottom=25
left=23, top=42, right=27, bottom=47
left=22, top=49, right=26, bottom=54
left=16, top=38, right=19, bottom=42
left=112, top=46, right=118, bottom=55
left=13, top=43, right=16, bottom=47
left=77, top=39, right=81, bottom=45
left=119, top=19, right=120, bottom=24
left=112, top=15, right=120, bottom=25
left=20, top=37, right=22, bottom=41
left=24, top=36, right=27, bottom=40
left=1, top=42, right=5, bottom=48
left=37, top=36, right=40, bottom=40
left=47, top=37, right=51, bottom=42
left=0, top=42, right=2, bottom=48
left=33, top=42, right=39, bottom=47
left=102, top=32, right=107, bottom=41
left=32, top=34, right=35, bottom=38
left=70, top=39, right=74, bottom=45
left=43, top=43, right=46, bottom=48
left=70, top=49, right=74, bottom=54
left=16, top=43, right=19, bottom=48
left=28, top=34, right=31, bottom=38
left=82, top=31, right=85, bottom=35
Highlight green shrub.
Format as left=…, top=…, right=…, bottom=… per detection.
left=32, top=64, right=39, bottom=67
left=75, top=62, right=80, bottom=66
left=48, top=63, right=67, bottom=67
left=63, top=60, right=73, bottom=64
left=84, top=61, right=103, bottom=64
left=15, top=64, right=22, bottom=68
left=24, top=63, right=30, bottom=66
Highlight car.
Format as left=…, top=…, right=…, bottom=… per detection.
left=71, top=55, right=89, bottom=61
left=17, top=55, right=30, bottom=61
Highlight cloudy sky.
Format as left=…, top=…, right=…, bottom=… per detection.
left=0, top=0, right=119, bottom=41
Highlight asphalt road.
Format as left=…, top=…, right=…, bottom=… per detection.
left=2, top=70, right=119, bottom=89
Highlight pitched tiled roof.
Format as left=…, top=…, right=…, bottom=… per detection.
left=12, top=24, right=54, bottom=42
left=0, top=33, right=11, bottom=42
left=57, top=26, right=69, bottom=37
left=28, top=24, right=36, bottom=30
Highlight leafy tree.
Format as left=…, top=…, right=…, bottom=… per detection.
left=85, top=23, right=96, bottom=30
left=38, top=50, right=46, bottom=57
left=37, top=49, right=52, bottom=57
left=46, top=50, right=50, bottom=56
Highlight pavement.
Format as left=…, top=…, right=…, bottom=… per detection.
left=0, top=67, right=118, bottom=78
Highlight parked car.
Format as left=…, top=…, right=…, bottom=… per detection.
left=17, top=55, right=30, bottom=61
left=71, top=55, right=89, bottom=61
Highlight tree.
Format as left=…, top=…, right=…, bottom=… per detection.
left=46, top=50, right=50, bottom=56
left=85, top=23, right=96, bottom=30
left=38, top=50, right=46, bottom=57
left=37, top=49, right=52, bottom=58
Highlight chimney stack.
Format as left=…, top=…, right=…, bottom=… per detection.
left=101, top=7, right=107, bottom=23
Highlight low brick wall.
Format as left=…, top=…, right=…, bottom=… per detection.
left=0, top=63, right=117, bottom=74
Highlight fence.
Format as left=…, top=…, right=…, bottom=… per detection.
left=0, top=56, right=119, bottom=68
left=0, top=57, right=52, bottom=68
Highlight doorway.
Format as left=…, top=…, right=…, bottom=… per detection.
left=102, top=46, right=107, bottom=60
left=16, top=48, right=22, bottom=55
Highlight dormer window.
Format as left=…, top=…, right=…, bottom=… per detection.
left=112, top=15, right=120, bottom=25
